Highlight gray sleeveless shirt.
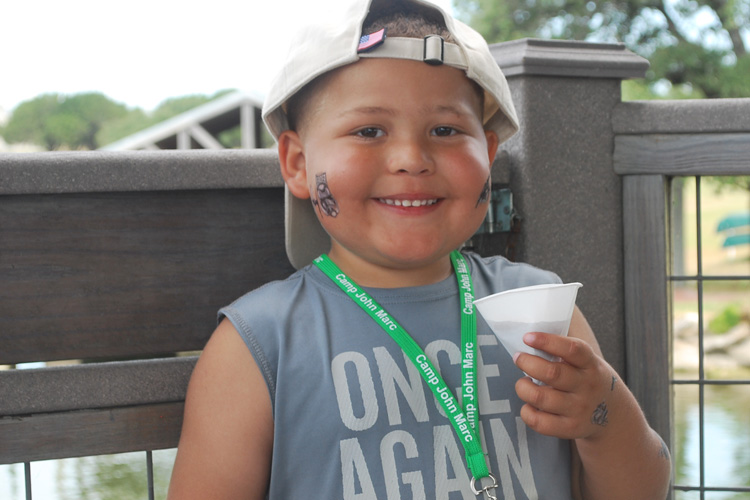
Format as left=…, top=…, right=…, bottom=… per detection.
left=220, top=252, right=573, bottom=499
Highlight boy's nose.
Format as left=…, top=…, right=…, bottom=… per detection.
left=387, top=138, right=435, bottom=175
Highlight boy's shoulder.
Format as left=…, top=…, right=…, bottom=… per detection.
left=465, top=251, right=563, bottom=295
left=219, top=263, right=361, bottom=325
left=221, top=265, right=321, bottom=313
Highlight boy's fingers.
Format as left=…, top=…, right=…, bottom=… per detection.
left=514, top=352, right=579, bottom=391
left=516, top=377, right=573, bottom=414
left=517, top=399, right=581, bottom=439
left=522, top=331, right=596, bottom=369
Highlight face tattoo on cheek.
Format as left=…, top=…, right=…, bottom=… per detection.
left=475, top=176, right=491, bottom=208
left=312, top=172, right=340, bottom=217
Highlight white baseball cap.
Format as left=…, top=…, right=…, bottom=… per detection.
left=262, top=0, right=519, bottom=269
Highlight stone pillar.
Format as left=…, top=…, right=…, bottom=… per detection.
left=490, top=39, right=648, bottom=373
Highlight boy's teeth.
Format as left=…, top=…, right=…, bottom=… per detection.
left=381, top=198, right=437, bottom=207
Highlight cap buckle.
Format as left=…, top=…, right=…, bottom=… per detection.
left=423, top=34, right=444, bottom=65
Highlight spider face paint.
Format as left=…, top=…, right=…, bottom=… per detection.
left=312, top=172, right=340, bottom=217
left=475, top=176, right=490, bottom=208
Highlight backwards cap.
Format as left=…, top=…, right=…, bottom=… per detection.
left=262, top=0, right=519, bottom=269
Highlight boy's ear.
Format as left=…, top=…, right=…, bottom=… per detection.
left=278, top=130, right=310, bottom=200
left=485, top=130, right=500, bottom=164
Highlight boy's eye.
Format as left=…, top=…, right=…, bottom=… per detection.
left=432, top=126, right=458, bottom=137
left=356, top=127, right=384, bottom=138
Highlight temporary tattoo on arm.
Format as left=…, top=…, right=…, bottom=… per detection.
left=475, top=176, right=490, bottom=208
left=611, top=376, right=617, bottom=391
left=312, top=173, right=339, bottom=217
left=591, top=401, right=609, bottom=426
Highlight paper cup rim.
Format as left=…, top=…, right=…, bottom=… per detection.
left=473, top=282, right=582, bottom=306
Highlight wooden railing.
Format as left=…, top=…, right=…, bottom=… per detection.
left=0, top=150, right=294, bottom=471
left=614, top=97, right=750, bottom=499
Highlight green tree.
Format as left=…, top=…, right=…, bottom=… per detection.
left=5, top=90, right=237, bottom=151
left=3, top=92, right=129, bottom=150
left=151, top=94, right=215, bottom=122
left=94, top=108, right=152, bottom=147
left=2, top=94, right=60, bottom=147
left=56, top=93, right=129, bottom=149
left=454, top=0, right=750, bottom=99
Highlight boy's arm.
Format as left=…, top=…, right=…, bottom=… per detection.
left=167, top=318, right=273, bottom=500
left=514, top=307, right=672, bottom=500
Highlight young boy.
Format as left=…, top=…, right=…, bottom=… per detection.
left=168, top=0, right=672, bottom=498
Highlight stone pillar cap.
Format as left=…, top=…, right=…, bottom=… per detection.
left=491, top=38, right=649, bottom=79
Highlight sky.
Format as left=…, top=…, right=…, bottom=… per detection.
left=1, top=0, right=455, bottom=114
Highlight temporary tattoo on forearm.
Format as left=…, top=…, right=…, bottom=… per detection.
left=591, top=401, right=609, bottom=426
left=611, top=376, right=617, bottom=391
left=475, top=176, right=490, bottom=207
left=312, top=173, right=339, bottom=217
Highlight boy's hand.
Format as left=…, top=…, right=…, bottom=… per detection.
left=514, top=308, right=673, bottom=499
left=513, top=331, right=616, bottom=441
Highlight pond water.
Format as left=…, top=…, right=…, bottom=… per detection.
left=1, top=384, right=748, bottom=499
left=673, top=383, right=750, bottom=499
left=0, top=449, right=175, bottom=500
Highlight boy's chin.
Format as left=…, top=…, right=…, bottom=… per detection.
left=338, top=243, right=456, bottom=270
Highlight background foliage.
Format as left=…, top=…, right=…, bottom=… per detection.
left=454, top=0, right=750, bottom=99
left=1, top=90, right=234, bottom=151
left=3, top=1, right=749, bottom=150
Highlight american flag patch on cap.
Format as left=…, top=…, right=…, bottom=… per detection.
left=358, top=28, right=387, bottom=52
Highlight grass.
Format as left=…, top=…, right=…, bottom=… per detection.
left=673, top=177, right=749, bottom=324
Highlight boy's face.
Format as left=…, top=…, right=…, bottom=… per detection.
left=280, top=58, right=499, bottom=284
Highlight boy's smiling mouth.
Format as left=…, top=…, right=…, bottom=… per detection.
left=377, top=198, right=439, bottom=207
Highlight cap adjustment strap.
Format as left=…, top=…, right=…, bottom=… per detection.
left=359, top=35, right=468, bottom=69
left=423, top=34, right=444, bottom=65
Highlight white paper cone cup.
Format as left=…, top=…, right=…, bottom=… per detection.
left=473, top=282, right=582, bottom=383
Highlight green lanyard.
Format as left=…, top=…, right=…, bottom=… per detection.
left=313, top=251, right=497, bottom=497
